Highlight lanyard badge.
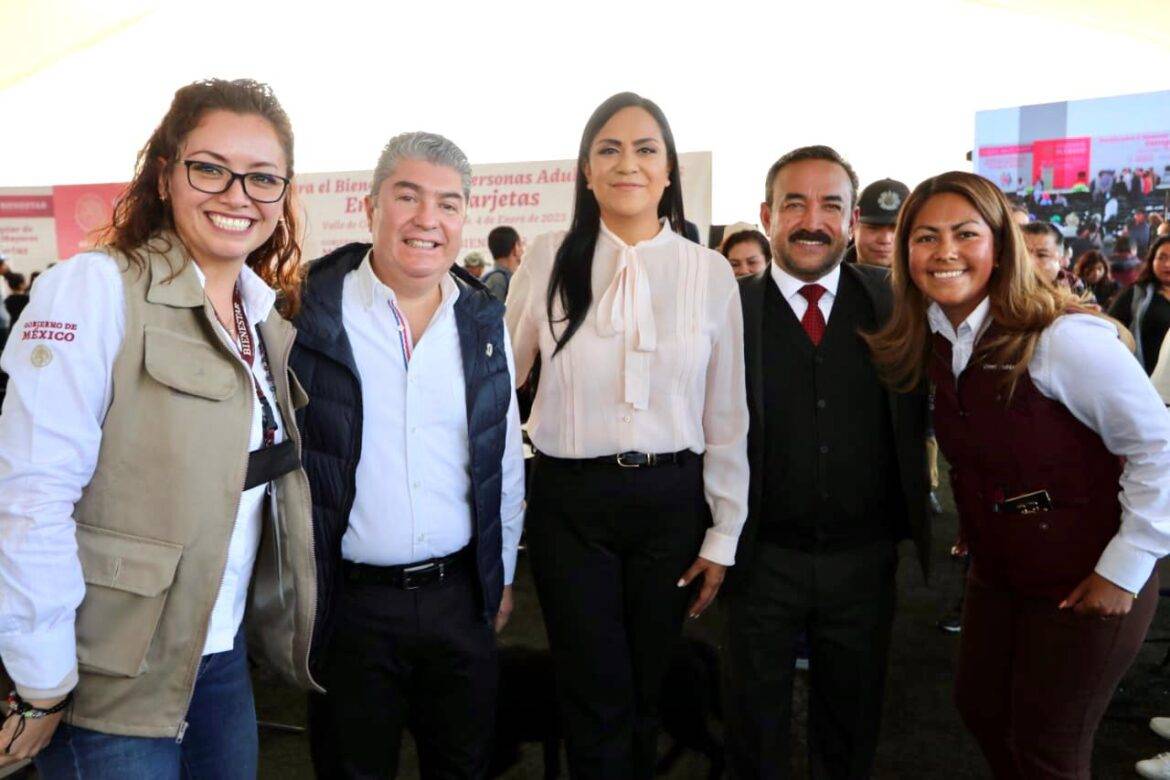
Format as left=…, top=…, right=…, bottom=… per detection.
left=230, top=284, right=280, bottom=448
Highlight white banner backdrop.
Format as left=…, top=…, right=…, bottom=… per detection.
left=296, top=151, right=713, bottom=263
left=0, top=188, right=58, bottom=273
left=0, top=152, right=712, bottom=272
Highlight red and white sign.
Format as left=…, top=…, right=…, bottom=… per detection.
left=0, top=152, right=714, bottom=272
left=0, top=188, right=59, bottom=272
left=297, top=152, right=714, bottom=263
left=52, top=182, right=127, bottom=257
left=976, top=144, right=1034, bottom=192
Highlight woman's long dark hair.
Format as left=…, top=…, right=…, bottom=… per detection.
left=1136, top=234, right=1170, bottom=287
left=546, top=92, right=686, bottom=354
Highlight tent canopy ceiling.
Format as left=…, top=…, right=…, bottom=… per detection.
left=3, top=0, right=1168, bottom=224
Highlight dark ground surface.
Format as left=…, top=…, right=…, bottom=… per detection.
left=248, top=479, right=1170, bottom=779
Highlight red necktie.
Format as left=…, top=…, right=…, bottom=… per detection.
left=799, top=284, right=827, bottom=346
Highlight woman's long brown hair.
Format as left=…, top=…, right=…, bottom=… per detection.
left=102, top=78, right=304, bottom=317
left=864, top=171, right=1096, bottom=399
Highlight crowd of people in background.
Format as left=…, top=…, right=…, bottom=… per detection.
left=0, top=252, right=37, bottom=400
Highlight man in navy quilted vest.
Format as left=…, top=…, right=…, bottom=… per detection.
left=290, top=131, right=525, bottom=778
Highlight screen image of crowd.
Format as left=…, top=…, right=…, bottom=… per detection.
left=0, top=79, right=1169, bottom=780
left=1005, top=167, right=1170, bottom=304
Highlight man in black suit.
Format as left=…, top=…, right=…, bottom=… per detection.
left=722, top=145, right=929, bottom=779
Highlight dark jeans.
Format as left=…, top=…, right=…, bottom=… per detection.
left=724, top=540, right=897, bottom=779
left=35, top=627, right=257, bottom=780
left=308, top=554, right=498, bottom=779
left=525, top=452, right=709, bottom=780
left=955, top=572, right=1158, bottom=779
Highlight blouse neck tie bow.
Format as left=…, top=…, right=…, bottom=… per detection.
left=596, top=243, right=657, bottom=410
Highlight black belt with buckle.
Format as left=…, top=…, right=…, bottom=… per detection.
left=343, top=546, right=471, bottom=590
left=536, top=449, right=694, bottom=469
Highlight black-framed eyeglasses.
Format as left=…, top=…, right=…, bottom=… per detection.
left=181, top=160, right=290, bottom=203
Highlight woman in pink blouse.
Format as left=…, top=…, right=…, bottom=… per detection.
left=506, top=92, right=749, bottom=778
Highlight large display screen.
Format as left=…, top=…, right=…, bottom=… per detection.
left=975, top=90, right=1170, bottom=268
left=976, top=90, right=1170, bottom=197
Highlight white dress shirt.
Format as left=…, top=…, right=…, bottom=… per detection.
left=768, top=261, right=841, bottom=324
left=929, top=297, right=1170, bottom=594
left=506, top=220, right=749, bottom=565
left=340, top=253, right=524, bottom=584
left=0, top=252, right=282, bottom=698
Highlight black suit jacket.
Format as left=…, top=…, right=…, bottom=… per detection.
left=727, top=263, right=930, bottom=592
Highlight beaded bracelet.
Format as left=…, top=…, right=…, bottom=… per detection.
left=6, top=690, right=72, bottom=719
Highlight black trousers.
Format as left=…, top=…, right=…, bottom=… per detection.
left=307, top=556, right=498, bottom=779
left=724, top=540, right=897, bottom=779
left=526, top=453, right=709, bottom=779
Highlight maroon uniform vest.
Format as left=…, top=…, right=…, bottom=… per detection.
left=929, top=324, right=1122, bottom=598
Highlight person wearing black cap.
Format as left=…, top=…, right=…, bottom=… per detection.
left=848, top=178, right=909, bottom=267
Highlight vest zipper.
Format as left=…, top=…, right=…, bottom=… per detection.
left=174, top=305, right=255, bottom=738
left=268, top=481, right=286, bottom=607
left=276, top=331, right=324, bottom=692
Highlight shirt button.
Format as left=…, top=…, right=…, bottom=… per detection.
left=816, top=399, right=826, bottom=409
left=819, top=444, right=829, bottom=454
left=411, top=427, right=417, bottom=435
left=412, top=481, right=420, bottom=489
left=814, top=356, right=824, bottom=365
left=623, top=415, right=631, bottom=423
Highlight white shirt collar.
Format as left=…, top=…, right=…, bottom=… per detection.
left=355, top=249, right=460, bottom=311
left=190, top=261, right=277, bottom=323
left=927, top=296, right=992, bottom=344
left=598, top=217, right=674, bottom=250
left=768, top=261, right=842, bottom=303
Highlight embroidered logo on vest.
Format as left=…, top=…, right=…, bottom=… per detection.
left=30, top=345, right=53, bottom=367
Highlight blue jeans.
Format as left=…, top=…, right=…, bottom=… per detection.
left=35, top=627, right=258, bottom=780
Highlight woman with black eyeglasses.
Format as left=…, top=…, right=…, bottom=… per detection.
left=506, top=92, right=749, bottom=778
left=0, top=79, right=319, bottom=779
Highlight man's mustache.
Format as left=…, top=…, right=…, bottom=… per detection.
left=787, top=230, right=831, bottom=245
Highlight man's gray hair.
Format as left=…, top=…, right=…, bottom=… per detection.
left=370, top=131, right=472, bottom=202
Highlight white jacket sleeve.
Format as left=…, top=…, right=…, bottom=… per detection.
left=0, top=253, right=124, bottom=698
left=698, top=278, right=750, bottom=565
left=1033, top=314, right=1170, bottom=594
left=498, top=335, right=525, bottom=586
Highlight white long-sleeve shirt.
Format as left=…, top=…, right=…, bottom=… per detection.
left=0, top=252, right=282, bottom=698
left=341, top=253, right=525, bottom=584
left=506, top=220, right=749, bottom=566
left=929, top=297, right=1170, bottom=594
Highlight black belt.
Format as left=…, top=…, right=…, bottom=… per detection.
left=342, top=546, right=471, bottom=590
left=244, top=439, right=299, bottom=491
left=536, top=449, right=694, bottom=468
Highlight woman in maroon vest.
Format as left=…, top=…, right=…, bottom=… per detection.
left=866, top=171, right=1170, bottom=778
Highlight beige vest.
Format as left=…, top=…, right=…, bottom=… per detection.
left=67, top=237, right=319, bottom=738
